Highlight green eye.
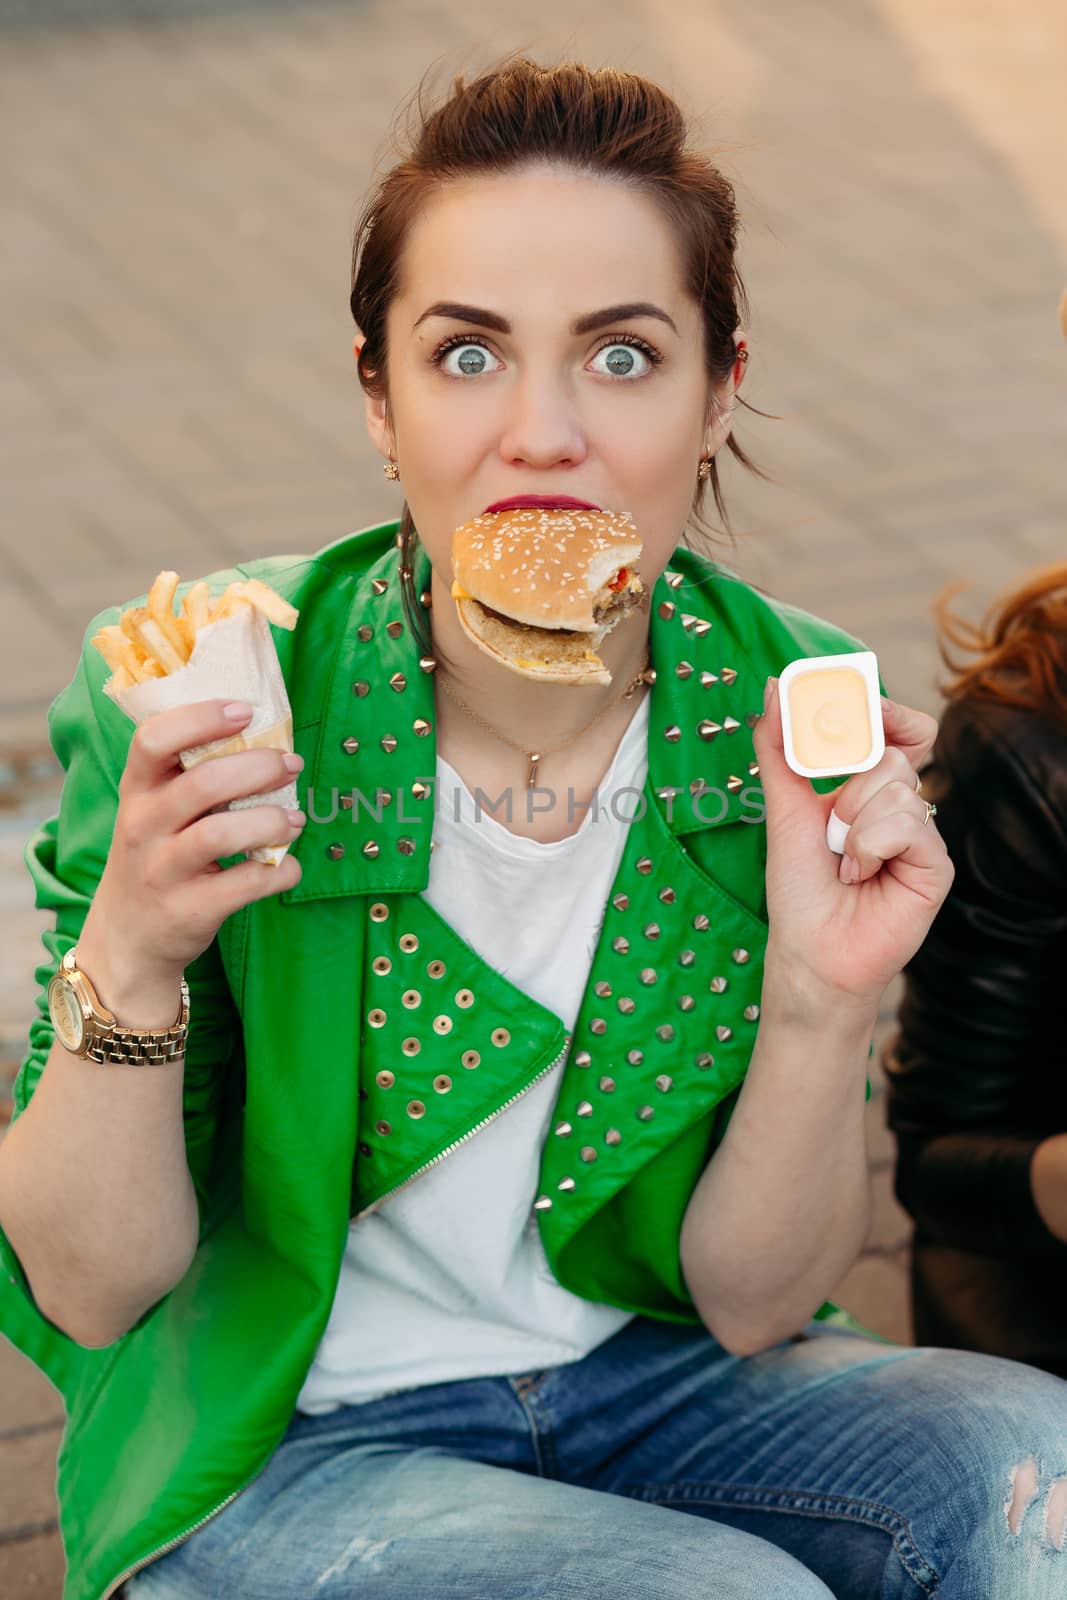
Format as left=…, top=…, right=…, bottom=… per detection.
left=433, top=338, right=501, bottom=377
left=590, top=336, right=661, bottom=379
left=603, top=346, right=638, bottom=376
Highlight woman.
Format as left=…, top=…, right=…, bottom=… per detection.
left=884, top=558, right=1067, bottom=1373
left=2, top=56, right=1066, bottom=1600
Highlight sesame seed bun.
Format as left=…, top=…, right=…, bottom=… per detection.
left=453, top=599, right=614, bottom=684
left=449, top=507, right=645, bottom=684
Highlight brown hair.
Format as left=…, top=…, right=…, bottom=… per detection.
left=932, top=562, right=1067, bottom=735
left=349, top=53, right=770, bottom=658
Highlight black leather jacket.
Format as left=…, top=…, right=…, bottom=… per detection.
left=883, top=693, right=1067, bottom=1375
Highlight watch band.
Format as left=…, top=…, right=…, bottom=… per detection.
left=60, top=946, right=190, bottom=1066
left=85, top=989, right=190, bottom=1066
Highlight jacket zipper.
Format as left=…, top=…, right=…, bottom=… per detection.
left=99, top=1449, right=274, bottom=1600
left=100, top=1028, right=573, bottom=1598
left=350, top=1031, right=573, bottom=1224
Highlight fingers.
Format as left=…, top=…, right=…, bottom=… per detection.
left=165, top=803, right=306, bottom=882
left=159, top=746, right=304, bottom=834
left=751, top=677, right=829, bottom=847
left=878, top=696, right=939, bottom=768
left=183, top=849, right=303, bottom=924
left=839, top=788, right=951, bottom=890
left=123, top=699, right=256, bottom=789
left=830, top=744, right=920, bottom=827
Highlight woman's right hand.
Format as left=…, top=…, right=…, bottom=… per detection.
left=78, top=699, right=305, bottom=1000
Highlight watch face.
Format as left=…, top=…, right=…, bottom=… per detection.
left=49, top=975, right=86, bottom=1053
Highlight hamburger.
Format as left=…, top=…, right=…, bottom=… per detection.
left=450, top=499, right=645, bottom=685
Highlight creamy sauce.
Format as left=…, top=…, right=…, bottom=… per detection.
left=788, top=667, right=872, bottom=769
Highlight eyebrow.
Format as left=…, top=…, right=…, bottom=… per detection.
left=412, top=301, right=679, bottom=337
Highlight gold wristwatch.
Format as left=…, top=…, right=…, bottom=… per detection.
left=47, top=947, right=190, bottom=1065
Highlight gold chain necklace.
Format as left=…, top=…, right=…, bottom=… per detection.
left=435, top=658, right=655, bottom=789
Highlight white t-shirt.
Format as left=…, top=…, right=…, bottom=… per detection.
left=295, top=693, right=650, bottom=1412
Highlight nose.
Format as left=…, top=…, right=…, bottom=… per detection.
left=496, top=369, right=588, bottom=470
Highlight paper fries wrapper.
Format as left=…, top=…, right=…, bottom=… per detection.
left=102, top=604, right=297, bottom=866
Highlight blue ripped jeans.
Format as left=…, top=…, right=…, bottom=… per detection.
left=124, top=1314, right=1067, bottom=1598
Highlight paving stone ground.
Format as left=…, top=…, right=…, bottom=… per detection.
left=1, top=0, right=1064, bottom=1591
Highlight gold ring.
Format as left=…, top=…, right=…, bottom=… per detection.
left=914, top=772, right=923, bottom=794
left=922, top=800, right=938, bottom=826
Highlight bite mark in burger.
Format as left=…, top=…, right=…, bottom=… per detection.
left=449, top=507, right=645, bottom=685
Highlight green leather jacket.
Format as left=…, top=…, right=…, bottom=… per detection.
left=0, top=518, right=884, bottom=1600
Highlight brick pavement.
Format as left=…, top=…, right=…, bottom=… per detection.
left=1, top=0, right=1064, bottom=1591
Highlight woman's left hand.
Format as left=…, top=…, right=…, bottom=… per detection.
left=751, top=675, right=955, bottom=1026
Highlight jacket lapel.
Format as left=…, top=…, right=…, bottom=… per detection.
left=260, top=521, right=774, bottom=1238
left=278, top=524, right=768, bottom=907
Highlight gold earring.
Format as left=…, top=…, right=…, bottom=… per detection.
left=697, top=457, right=711, bottom=482
left=383, top=460, right=400, bottom=481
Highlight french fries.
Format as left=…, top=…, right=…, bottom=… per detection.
left=91, top=571, right=299, bottom=684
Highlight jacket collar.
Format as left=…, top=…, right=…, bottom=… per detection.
left=281, top=524, right=765, bottom=905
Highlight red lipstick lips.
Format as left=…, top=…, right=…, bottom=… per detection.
left=482, top=495, right=601, bottom=514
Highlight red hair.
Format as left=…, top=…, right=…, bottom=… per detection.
left=932, top=562, right=1067, bottom=734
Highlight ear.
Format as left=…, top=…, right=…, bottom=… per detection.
left=732, top=328, right=748, bottom=389
left=703, top=330, right=748, bottom=453
left=355, top=337, right=396, bottom=461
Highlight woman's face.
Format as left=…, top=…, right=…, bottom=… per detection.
left=361, top=164, right=744, bottom=592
